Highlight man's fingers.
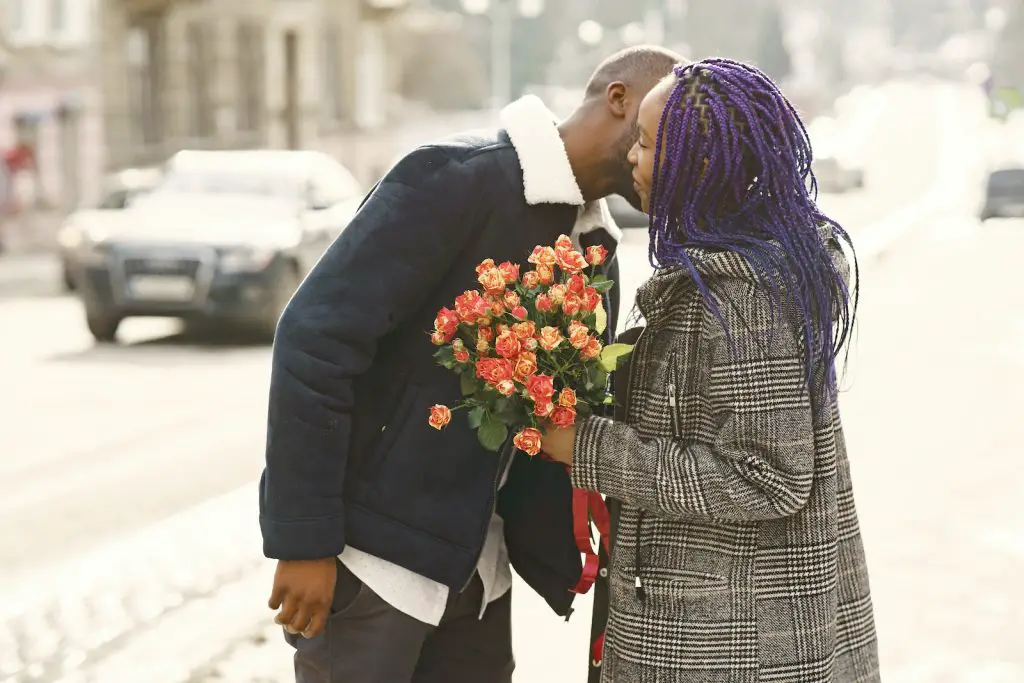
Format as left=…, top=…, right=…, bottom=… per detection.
left=275, top=595, right=299, bottom=628
left=287, top=604, right=315, bottom=635
left=302, top=608, right=328, bottom=639
left=268, top=584, right=284, bottom=610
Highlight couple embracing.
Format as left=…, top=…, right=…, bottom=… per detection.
left=259, top=47, right=881, bottom=683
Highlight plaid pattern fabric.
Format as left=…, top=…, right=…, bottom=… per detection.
left=572, top=244, right=879, bottom=682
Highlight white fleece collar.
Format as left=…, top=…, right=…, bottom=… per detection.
left=500, top=95, right=622, bottom=244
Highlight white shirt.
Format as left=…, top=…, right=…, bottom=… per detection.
left=340, top=462, right=512, bottom=625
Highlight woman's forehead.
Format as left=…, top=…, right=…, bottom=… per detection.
left=639, top=80, right=673, bottom=131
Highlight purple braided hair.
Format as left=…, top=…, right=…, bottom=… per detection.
left=648, top=58, right=857, bottom=390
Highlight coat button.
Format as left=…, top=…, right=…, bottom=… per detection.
left=599, top=568, right=608, bottom=578
left=592, top=659, right=602, bottom=668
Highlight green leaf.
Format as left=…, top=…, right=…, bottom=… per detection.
left=467, top=406, right=486, bottom=429
left=478, top=419, right=508, bottom=451
left=460, top=372, right=477, bottom=396
left=599, top=343, right=634, bottom=372
left=434, top=345, right=455, bottom=369
left=602, top=395, right=615, bottom=405
left=586, top=364, right=609, bottom=391
left=593, top=300, right=607, bottom=334
left=590, top=278, right=614, bottom=294
left=494, top=397, right=519, bottom=422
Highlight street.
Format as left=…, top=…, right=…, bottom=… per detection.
left=2, top=80, right=1022, bottom=683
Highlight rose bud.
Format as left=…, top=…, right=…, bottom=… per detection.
left=428, top=405, right=452, bottom=430
left=513, top=427, right=543, bottom=456
left=586, top=245, right=608, bottom=266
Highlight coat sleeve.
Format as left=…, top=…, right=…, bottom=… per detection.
left=571, top=283, right=817, bottom=522
left=260, top=147, right=478, bottom=560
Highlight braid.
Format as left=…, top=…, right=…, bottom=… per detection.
left=648, top=58, right=857, bottom=391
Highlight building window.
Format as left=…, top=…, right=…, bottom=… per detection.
left=7, top=0, right=32, bottom=42
left=186, top=22, right=215, bottom=139
left=50, top=0, right=68, bottom=35
left=321, top=25, right=344, bottom=128
left=236, top=22, right=264, bottom=133
left=126, top=19, right=165, bottom=147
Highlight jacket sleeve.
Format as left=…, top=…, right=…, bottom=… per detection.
left=260, top=147, right=478, bottom=560
left=571, top=284, right=817, bottom=522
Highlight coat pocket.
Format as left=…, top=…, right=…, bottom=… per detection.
left=361, top=384, right=420, bottom=482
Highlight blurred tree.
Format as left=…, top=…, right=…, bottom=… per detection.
left=684, top=0, right=766, bottom=61
left=754, top=3, right=792, bottom=82
left=991, top=0, right=1024, bottom=109
left=394, top=18, right=490, bottom=109
left=818, top=34, right=848, bottom=90
left=509, top=3, right=569, bottom=99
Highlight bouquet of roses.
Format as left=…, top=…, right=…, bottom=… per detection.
left=427, top=234, right=632, bottom=456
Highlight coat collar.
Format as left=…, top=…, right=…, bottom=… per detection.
left=500, top=95, right=623, bottom=244
left=500, top=95, right=584, bottom=206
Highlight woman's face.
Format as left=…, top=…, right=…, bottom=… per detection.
left=627, top=79, right=673, bottom=215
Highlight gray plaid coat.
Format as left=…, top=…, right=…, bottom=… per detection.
left=572, top=242, right=880, bottom=682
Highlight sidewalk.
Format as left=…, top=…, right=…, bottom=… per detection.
left=0, top=209, right=65, bottom=298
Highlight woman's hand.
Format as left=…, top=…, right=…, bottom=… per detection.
left=541, top=423, right=577, bottom=466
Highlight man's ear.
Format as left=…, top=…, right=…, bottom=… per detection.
left=605, top=81, right=628, bottom=119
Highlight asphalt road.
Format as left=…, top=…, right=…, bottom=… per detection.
left=2, top=81, right=1014, bottom=683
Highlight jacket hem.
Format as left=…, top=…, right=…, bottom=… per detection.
left=345, top=502, right=477, bottom=589
left=260, top=514, right=346, bottom=561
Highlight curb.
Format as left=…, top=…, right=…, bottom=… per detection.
left=0, top=253, right=64, bottom=299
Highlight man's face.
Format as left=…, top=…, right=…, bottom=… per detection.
left=605, top=118, right=642, bottom=209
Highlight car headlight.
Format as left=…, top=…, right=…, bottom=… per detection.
left=77, top=234, right=112, bottom=266
left=57, top=224, right=82, bottom=250
left=220, top=247, right=278, bottom=273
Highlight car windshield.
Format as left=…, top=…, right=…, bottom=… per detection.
left=96, top=188, right=133, bottom=210
left=988, top=170, right=1024, bottom=192
left=154, top=169, right=303, bottom=200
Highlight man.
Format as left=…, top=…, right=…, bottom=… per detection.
left=260, top=46, right=681, bottom=682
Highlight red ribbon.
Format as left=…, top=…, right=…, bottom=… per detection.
left=570, top=488, right=610, bottom=594
left=538, top=453, right=610, bottom=667
left=592, top=631, right=606, bottom=665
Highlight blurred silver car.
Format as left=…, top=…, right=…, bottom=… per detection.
left=57, top=167, right=163, bottom=291
left=605, top=193, right=648, bottom=229
left=980, top=167, right=1024, bottom=220
left=74, top=150, right=364, bottom=342
left=813, top=157, right=865, bottom=194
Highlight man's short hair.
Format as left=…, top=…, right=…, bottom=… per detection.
left=584, top=45, right=683, bottom=99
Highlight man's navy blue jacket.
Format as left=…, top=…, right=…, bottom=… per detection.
left=259, top=97, right=621, bottom=617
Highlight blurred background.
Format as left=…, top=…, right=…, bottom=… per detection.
left=1, top=0, right=1023, bottom=682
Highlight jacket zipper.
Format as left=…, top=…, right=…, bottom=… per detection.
left=623, top=326, right=648, bottom=601
left=459, top=439, right=513, bottom=592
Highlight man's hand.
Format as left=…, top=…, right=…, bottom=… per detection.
left=268, top=558, right=337, bottom=639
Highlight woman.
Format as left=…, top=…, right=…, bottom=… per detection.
left=542, top=59, right=880, bottom=682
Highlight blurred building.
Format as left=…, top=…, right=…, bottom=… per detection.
left=0, top=0, right=102, bottom=212
left=99, top=0, right=408, bottom=184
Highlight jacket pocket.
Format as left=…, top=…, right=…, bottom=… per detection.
left=361, top=384, right=420, bottom=482
left=667, top=350, right=682, bottom=438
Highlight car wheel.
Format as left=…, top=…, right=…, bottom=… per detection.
left=86, top=309, right=122, bottom=343
left=261, top=265, right=300, bottom=341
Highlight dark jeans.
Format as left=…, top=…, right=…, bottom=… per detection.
left=285, top=560, right=514, bottom=683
